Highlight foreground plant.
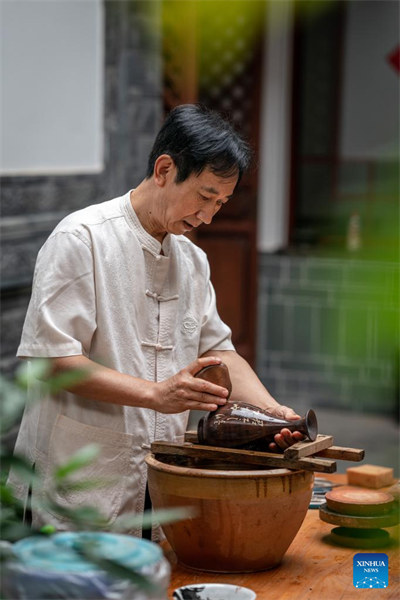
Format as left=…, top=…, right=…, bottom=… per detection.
left=0, top=360, right=193, bottom=597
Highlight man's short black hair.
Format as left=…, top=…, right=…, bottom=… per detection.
left=146, top=104, right=252, bottom=184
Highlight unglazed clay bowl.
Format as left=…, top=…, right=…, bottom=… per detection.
left=146, top=453, right=313, bottom=573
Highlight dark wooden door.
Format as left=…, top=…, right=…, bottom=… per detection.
left=162, top=1, right=265, bottom=366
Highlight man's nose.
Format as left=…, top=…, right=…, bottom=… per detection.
left=196, top=206, right=214, bottom=225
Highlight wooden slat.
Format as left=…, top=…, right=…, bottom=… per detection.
left=284, top=435, right=333, bottom=459
left=184, top=431, right=364, bottom=463
left=184, top=430, right=198, bottom=443
left=151, top=441, right=337, bottom=473
left=316, top=446, right=365, bottom=461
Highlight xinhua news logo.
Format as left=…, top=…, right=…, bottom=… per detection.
left=353, top=553, right=389, bottom=589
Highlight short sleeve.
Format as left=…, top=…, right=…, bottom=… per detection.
left=17, top=232, right=97, bottom=358
left=198, top=278, right=235, bottom=356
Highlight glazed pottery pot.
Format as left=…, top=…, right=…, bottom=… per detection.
left=1, top=532, right=170, bottom=600
left=198, top=402, right=318, bottom=448
left=146, top=453, right=313, bottom=573
left=194, top=364, right=318, bottom=449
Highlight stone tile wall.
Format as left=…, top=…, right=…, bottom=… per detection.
left=257, top=254, right=399, bottom=417
left=1, top=1, right=162, bottom=377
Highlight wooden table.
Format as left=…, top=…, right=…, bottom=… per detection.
left=161, top=475, right=399, bottom=599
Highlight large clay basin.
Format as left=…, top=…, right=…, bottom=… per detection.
left=146, top=454, right=313, bottom=573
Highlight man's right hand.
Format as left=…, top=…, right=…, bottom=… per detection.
left=153, top=356, right=229, bottom=414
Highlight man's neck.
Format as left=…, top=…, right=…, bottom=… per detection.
left=129, top=180, right=165, bottom=243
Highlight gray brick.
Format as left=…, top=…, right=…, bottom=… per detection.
left=257, top=253, right=398, bottom=417
left=318, top=306, right=342, bottom=356
left=259, top=260, right=282, bottom=283
left=288, top=262, right=303, bottom=284
left=291, top=304, right=314, bottom=354
left=1, top=291, right=31, bottom=378
left=275, top=285, right=331, bottom=305
left=374, top=309, right=399, bottom=361
left=332, top=359, right=364, bottom=381
left=348, top=382, right=397, bottom=414
left=343, top=262, right=389, bottom=290
left=305, top=262, right=344, bottom=286
left=342, top=307, right=369, bottom=359
left=265, top=303, right=285, bottom=352
left=279, top=357, right=330, bottom=377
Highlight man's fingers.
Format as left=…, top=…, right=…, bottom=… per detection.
left=273, top=433, right=289, bottom=450
left=280, top=428, right=294, bottom=444
left=272, top=429, right=304, bottom=450
left=188, top=389, right=227, bottom=406
left=187, top=355, right=222, bottom=375
left=189, top=401, right=219, bottom=412
left=192, top=377, right=229, bottom=399
left=275, top=405, right=301, bottom=420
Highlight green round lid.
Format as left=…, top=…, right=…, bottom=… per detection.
left=13, top=532, right=162, bottom=573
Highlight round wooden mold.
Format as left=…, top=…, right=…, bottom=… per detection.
left=319, top=503, right=399, bottom=529
left=328, top=527, right=391, bottom=549
left=325, top=486, right=395, bottom=516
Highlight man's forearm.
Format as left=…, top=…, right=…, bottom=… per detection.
left=43, top=354, right=229, bottom=414
left=49, top=355, right=155, bottom=408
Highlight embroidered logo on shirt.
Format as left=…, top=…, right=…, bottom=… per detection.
left=181, top=315, right=198, bottom=336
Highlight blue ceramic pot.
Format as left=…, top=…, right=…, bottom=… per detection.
left=2, top=531, right=170, bottom=599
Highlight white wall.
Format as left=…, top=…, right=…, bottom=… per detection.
left=0, top=0, right=104, bottom=175
left=257, top=0, right=293, bottom=253
left=340, top=0, right=399, bottom=159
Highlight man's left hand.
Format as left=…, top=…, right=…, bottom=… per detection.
left=265, top=404, right=304, bottom=451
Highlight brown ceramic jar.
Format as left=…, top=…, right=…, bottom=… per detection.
left=146, top=453, right=314, bottom=572
left=198, top=401, right=318, bottom=448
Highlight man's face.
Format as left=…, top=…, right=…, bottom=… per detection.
left=160, top=166, right=238, bottom=236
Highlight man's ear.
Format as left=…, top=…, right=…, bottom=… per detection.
left=153, top=154, right=176, bottom=187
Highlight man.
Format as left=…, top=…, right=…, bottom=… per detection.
left=10, top=105, right=303, bottom=536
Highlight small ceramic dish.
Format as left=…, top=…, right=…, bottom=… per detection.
left=173, top=583, right=257, bottom=600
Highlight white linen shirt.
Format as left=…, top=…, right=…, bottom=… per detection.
left=11, top=191, right=234, bottom=535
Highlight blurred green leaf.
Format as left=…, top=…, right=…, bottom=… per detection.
left=0, top=377, right=28, bottom=434
left=54, top=444, right=100, bottom=480
left=39, top=498, right=107, bottom=530
left=0, top=484, right=25, bottom=510
left=0, top=456, right=40, bottom=486
left=112, top=506, right=196, bottom=533
left=15, top=359, right=50, bottom=388
left=1, top=363, right=189, bottom=594
left=77, top=541, right=157, bottom=593
left=0, top=540, right=17, bottom=560
left=1, top=521, right=34, bottom=543
left=0, top=507, right=18, bottom=522
left=15, top=360, right=89, bottom=394
left=45, top=369, right=89, bottom=393
left=56, top=477, right=114, bottom=494
left=39, top=524, right=57, bottom=535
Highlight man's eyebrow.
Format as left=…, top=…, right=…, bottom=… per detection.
left=201, top=186, right=233, bottom=199
left=201, top=186, right=219, bottom=194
